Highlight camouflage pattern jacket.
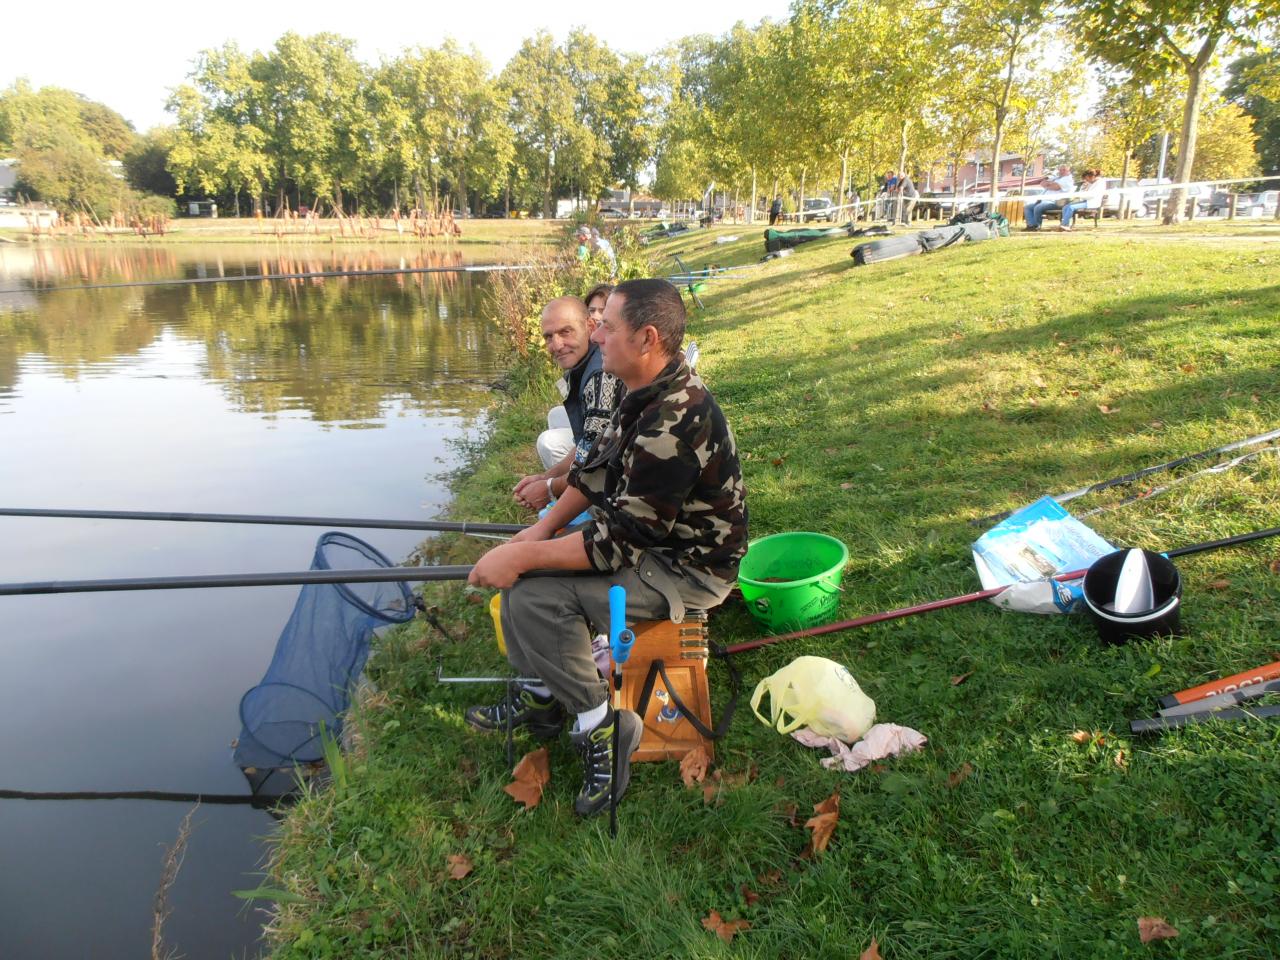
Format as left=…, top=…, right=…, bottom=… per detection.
left=568, top=356, right=748, bottom=608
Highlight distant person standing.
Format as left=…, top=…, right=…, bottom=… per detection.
left=876, top=171, right=899, bottom=221
left=590, top=228, right=617, bottom=276
left=1024, top=165, right=1075, bottom=231
left=894, top=171, right=919, bottom=224
left=769, top=196, right=782, bottom=225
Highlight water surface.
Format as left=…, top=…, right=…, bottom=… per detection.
left=0, top=243, right=512, bottom=958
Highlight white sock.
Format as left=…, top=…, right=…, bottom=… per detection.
left=575, top=700, right=609, bottom=733
left=522, top=683, right=552, bottom=699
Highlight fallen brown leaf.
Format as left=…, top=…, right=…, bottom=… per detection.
left=1114, top=750, right=1128, bottom=769
left=1269, top=558, right=1280, bottom=574
left=947, top=762, right=974, bottom=788
left=1207, top=579, right=1231, bottom=590
left=757, top=868, right=784, bottom=886
left=824, top=447, right=839, bottom=455
left=503, top=747, right=551, bottom=809
left=702, top=910, right=751, bottom=943
left=1137, top=917, right=1180, bottom=943
left=1149, top=419, right=1165, bottom=429
left=861, top=938, right=883, bottom=960
left=1179, top=362, right=1197, bottom=373
left=771, top=457, right=785, bottom=467
left=1071, top=730, right=1091, bottom=744
left=951, top=671, right=973, bottom=686
left=804, top=791, right=841, bottom=856
left=679, top=745, right=710, bottom=787
left=446, top=854, right=473, bottom=880
left=774, top=776, right=787, bottom=788
left=1097, top=403, right=1116, bottom=415
left=781, top=801, right=800, bottom=827
left=740, top=884, right=760, bottom=906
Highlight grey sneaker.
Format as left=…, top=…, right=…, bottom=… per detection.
left=465, top=682, right=565, bottom=740
left=569, top=706, right=643, bottom=818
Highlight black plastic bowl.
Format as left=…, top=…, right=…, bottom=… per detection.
left=1082, top=548, right=1183, bottom=645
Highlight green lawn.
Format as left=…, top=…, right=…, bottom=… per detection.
left=261, top=223, right=1280, bottom=959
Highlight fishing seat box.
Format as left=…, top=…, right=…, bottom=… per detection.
left=611, top=612, right=715, bottom=763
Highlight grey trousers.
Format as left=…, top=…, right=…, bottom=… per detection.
left=499, top=568, right=670, bottom=714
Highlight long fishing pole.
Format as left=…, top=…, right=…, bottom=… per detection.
left=971, top=426, right=1280, bottom=527
left=0, top=262, right=536, bottom=296
left=0, top=565, right=475, bottom=597
left=723, top=525, right=1280, bottom=657
left=0, top=507, right=526, bottom=536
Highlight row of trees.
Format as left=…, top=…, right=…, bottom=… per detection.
left=3, top=2, right=1277, bottom=224
left=0, top=80, right=176, bottom=220
left=161, top=31, right=655, bottom=220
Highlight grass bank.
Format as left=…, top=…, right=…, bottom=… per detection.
left=261, top=223, right=1280, bottom=958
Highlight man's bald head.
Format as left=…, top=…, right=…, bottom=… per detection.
left=541, top=296, right=593, bottom=371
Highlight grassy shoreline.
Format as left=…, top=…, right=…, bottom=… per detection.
left=261, top=223, right=1280, bottom=958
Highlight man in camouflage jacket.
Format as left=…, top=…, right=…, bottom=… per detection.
left=466, top=278, right=747, bottom=818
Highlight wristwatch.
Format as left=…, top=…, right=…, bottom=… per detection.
left=545, top=477, right=556, bottom=501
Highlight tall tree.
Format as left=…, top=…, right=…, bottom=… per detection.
left=1225, top=49, right=1280, bottom=175
left=1071, top=0, right=1280, bottom=222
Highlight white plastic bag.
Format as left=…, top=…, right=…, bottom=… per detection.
left=750, top=656, right=875, bottom=742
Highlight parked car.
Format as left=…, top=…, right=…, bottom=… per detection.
left=800, top=197, right=837, bottom=222
left=1142, top=183, right=1206, bottom=218
left=1205, top=190, right=1277, bottom=217
left=598, top=207, right=627, bottom=219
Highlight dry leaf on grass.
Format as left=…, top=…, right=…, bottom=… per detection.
left=1179, top=362, right=1197, bottom=373
left=702, top=910, right=751, bottom=943
left=679, top=745, right=710, bottom=787
left=740, top=884, right=760, bottom=906
left=446, top=854, right=473, bottom=880
left=947, top=762, right=974, bottom=788
left=1097, top=404, right=1116, bottom=415
left=804, top=791, right=841, bottom=856
left=1114, top=750, right=1128, bottom=769
left=1071, top=730, right=1092, bottom=744
left=860, top=937, right=883, bottom=960
left=757, top=868, right=784, bottom=887
left=1270, top=558, right=1280, bottom=574
left=1206, top=579, right=1231, bottom=590
left=1137, top=917, right=1180, bottom=943
left=503, top=747, right=551, bottom=809
left=780, top=801, right=800, bottom=827
left=950, top=671, right=973, bottom=686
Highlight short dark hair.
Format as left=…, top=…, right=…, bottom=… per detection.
left=584, top=282, right=615, bottom=307
left=612, top=279, right=685, bottom=357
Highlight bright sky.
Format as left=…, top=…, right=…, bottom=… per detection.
left=5, top=0, right=791, bottom=132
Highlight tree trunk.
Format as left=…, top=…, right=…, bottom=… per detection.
left=749, top=167, right=757, bottom=225
left=1119, top=151, right=1131, bottom=218
left=334, top=182, right=344, bottom=216
left=1166, top=60, right=1209, bottom=225
left=233, top=190, right=241, bottom=218
left=543, top=152, right=553, bottom=219
left=799, top=167, right=806, bottom=221
left=458, top=165, right=468, bottom=217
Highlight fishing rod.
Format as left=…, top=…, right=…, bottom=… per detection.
left=0, top=565, right=475, bottom=597
left=723, top=525, right=1280, bottom=657
left=971, top=426, right=1280, bottom=527
left=0, top=507, right=526, bottom=536
left=0, top=262, right=536, bottom=296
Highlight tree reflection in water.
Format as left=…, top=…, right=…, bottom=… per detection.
left=0, top=245, right=514, bottom=423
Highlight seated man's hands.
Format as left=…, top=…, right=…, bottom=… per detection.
left=513, top=473, right=551, bottom=511
left=468, top=542, right=526, bottom=590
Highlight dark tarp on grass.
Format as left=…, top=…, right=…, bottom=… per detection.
left=764, top=225, right=846, bottom=253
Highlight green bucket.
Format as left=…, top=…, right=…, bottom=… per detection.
left=738, top=532, right=849, bottom=632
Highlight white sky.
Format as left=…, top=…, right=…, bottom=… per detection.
left=5, top=0, right=791, bottom=132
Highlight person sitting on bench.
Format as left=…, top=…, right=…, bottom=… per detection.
left=1024, top=165, right=1075, bottom=231
left=1059, top=168, right=1104, bottom=231
left=466, top=278, right=748, bottom=817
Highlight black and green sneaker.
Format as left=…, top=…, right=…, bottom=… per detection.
left=465, top=682, right=566, bottom=740
left=569, top=705, right=643, bottom=818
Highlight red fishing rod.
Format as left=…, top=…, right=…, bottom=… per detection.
left=722, top=525, right=1280, bottom=657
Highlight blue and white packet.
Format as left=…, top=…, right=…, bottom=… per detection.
left=972, top=496, right=1115, bottom=614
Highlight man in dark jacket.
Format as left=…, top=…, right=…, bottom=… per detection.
left=467, top=279, right=748, bottom=817
left=515, top=296, right=625, bottom=510
left=769, top=196, right=782, bottom=225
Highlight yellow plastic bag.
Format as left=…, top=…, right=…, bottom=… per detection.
left=489, top=594, right=506, bottom=655
left=750, top=656, right=875, bottom=742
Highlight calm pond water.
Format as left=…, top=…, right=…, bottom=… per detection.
left=0, top=243, right=517, bottom=958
